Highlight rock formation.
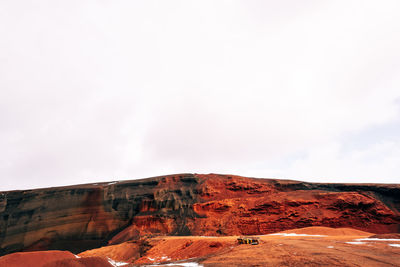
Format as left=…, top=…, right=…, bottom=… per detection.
left=1, top=173, right=399, bottom=256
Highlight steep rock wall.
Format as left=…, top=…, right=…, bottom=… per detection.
left=1, top=173, right=399, bottom=256
left=0, top=174, right=200, bottom=255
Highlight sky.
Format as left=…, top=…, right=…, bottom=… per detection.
left=1, top=1, right=400, bottom=190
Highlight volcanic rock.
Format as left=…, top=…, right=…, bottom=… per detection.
left=0, top=173, right=399, bottom=256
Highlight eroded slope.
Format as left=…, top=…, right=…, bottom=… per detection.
left=1, top=173, right=399, bottom=256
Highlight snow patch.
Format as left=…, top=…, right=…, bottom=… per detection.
left=327, top=246, right=334, bottom=248
left=107, top=257, right=129, bottom=266
left=355, top=238, right=400, bottom=242
left=389, top=244, right=400, bottom=248
left=74, top=255, right=80, bottom=258
left=346, top=241, right=366, bottom=245
left=146, top=256, right=171, bottom=262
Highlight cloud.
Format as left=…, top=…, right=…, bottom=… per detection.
left=0, top=1, right=400, bottom=190
left=281, top=139, right=400, bottom=183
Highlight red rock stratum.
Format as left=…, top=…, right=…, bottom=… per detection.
left=0, top=173, right=399, bottom=256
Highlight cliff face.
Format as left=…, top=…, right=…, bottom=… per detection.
left=1, top=173, right=399, bottom=256
left=192, top=174, right=400, bottom=235
left=0, top=174, right=200, bottom=256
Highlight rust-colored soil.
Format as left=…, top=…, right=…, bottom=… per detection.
left=43, top=256, right=113, bottom=267
left=75, top=227, right=400, bottom=266
left=78, top=241, right=141, bottom=263
left=0, top=250, right=114, bottom=267
left=279, top=226, right=372, bottom=236
left=201, top=233, right=400, bottom=267
left=3, top=227, right=400, bottom=266
left=369, top=233, right=400, bottom=239
left=134, top=237, right=234, bottom=265
left=0, top=250, right=76, bottom=267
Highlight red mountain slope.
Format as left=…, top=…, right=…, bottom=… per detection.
left=1, top=173, right=399, bottom=256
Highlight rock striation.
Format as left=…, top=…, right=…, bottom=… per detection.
left=1, top=173, right=399, bottom=256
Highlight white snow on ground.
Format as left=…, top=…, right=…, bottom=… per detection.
left=147, top=256, right=171, bottom=262
left=346, top=241, right=366, bottom=245
left=74, top=255, right=80, bottom=258
left=346, top=238, right=400, bottom=246
left=268, top=233, right=326, bottom=237
left=107, top=257, right=129, bottom=266
left=355, top=238, right=400, bottom=242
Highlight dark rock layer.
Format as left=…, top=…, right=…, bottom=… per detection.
left=0, top=173, right=399, bottom=256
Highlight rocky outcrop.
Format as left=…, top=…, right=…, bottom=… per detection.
left=0, top=174, right=200, bottom=256
left=1, top=173, right=399, bottom=256
left=190, top=174, right=400, bottom=235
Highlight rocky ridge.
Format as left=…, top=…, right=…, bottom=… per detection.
left=1, top=173, right=399, bottom=256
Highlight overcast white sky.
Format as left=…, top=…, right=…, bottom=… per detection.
left=1, top=1, right=400, bottom=190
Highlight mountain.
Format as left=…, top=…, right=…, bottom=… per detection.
left=1, top=173, right=399, bottom=256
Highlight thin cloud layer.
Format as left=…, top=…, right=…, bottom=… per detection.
left=0, top=1, right=400, bottom=190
